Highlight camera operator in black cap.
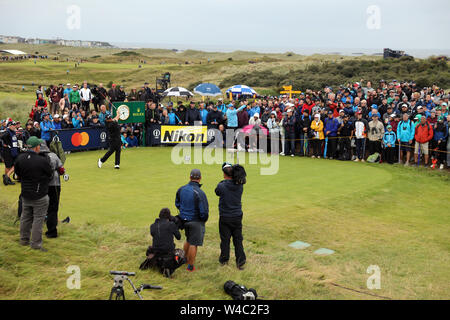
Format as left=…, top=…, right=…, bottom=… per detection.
left=97, top=113, right=121, bottom=169
left=215, top=162, right=247, bottom=270
left=140, top=208, right=185, bottom=277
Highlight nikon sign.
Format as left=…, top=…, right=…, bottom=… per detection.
left=161, top=125, right=207, bottom=144
left=112, top=101, right=146, bottom=124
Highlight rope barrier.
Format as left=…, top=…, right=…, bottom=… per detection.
left=240, top=132, right=450, bottom=154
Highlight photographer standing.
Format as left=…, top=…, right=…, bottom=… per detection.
left=215, top=163, right=247, bottom=270
left=98, top=113, right=121, bottom=169
left=175, top=169, right=209, bottom=272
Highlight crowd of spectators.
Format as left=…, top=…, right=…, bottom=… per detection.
left=1, top=79, right=449, bottom=169
left=0, top=54, right=49, bottom=62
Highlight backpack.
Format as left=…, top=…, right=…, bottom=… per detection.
left=367, top=152, right=381, bottom=163
left=50, top=138, right=66, bottom=165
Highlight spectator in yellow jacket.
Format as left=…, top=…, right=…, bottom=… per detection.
left=310, top=114, right=324, bottom=158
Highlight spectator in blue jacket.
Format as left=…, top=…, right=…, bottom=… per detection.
left=52, top=114, right=62, bottom=130
left=383, top=125, right=397, bottom=164
left=72, top=111, right=84, bottom=129
left=324, top=110, right=340, bottom=159
left=98, top=105, right=111, bottom=125
left=217, top=98, right=227, bottom=114
left=225, top=103, right=246, bottom=129
left=247, top=101, right=259, bottom=118
left=397, top=112, right=415, bottom=165
left=40, top=113, right=55, bottom=143
left=199, top=103, right=208, bottom=124
left=126, top=133, right=139, bottom=147
left=175, top=169, right=209, bottom=272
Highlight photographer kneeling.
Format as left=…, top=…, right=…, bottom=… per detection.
left=140, top=208, right=186, bottom=278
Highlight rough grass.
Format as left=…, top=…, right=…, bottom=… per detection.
left=0, top=44, right=380, bottom=122
left=0, top=148, right=449, bottom=300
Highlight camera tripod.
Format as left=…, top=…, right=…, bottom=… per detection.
left=108, top=271, right=162, bottom=300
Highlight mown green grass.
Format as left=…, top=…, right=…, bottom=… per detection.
left=0, top=147, right=449, bottom=300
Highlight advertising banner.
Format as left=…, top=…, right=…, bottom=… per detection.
left=112, top=101, right=146, bottom=124
left=50, top=127, right=109, bottom=151
left=148, top=124, right=215, bottom=145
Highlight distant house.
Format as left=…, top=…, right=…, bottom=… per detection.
left=1, top=34, right=112, bottom=48
left=0, top=35, right=25, bottom=44
left=384, top=48, right=411, bottom=59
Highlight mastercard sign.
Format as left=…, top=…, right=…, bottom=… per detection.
left=71, top=132, right=90, bottom=147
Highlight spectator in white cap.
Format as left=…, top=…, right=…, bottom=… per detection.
left=52, top=114, right=61, bottom=129
left=310, top=113, right=324, bottom=158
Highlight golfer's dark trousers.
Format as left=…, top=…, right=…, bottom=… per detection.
left=219, top=216, right=246, bottom=267
left=46, top=186, right=60, bottom=237
left=101, top=141, right=121, bottom=165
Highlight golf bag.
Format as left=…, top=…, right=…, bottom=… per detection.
left=367, top=152, right=381, bottom=163
left=224, top=280, right=258, bottom=300
left=50, top=139, right=66, bottom=165
left=139, top=247, right=186, bottom=277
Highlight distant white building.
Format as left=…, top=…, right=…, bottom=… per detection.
left=0, top=35, right=25, bottom=44
left=0, top=35, right=112, bottom=48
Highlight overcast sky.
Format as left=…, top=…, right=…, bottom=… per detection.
left=1, top=0, right=449, bottom=51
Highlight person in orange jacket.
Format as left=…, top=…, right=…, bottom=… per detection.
left=414, top=115, right=434, bottom=165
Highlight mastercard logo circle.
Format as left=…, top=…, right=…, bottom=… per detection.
left=71, top=132, right=90, bottom=147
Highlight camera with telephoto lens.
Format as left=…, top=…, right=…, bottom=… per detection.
left=224, top=280, right=257, bottom=300
left=169, top=215, right=185, bottom=230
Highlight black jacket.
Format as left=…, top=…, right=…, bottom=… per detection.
left=185, top=107, right=201, bottom=125
left=150, top=218, right=181, bottom=253
left=206, top=110, right=224, bottom=127
left=175, top=107, right=187, bottom=124
left=106, top=120, right=121, bottom=144
left=14, top=151, right=53, bottom=200
left=215, top=179, right=243, bottom=219
left=145, top=108, right=160, bottom=126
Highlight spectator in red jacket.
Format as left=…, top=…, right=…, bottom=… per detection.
left=35, top=93, right=47, bottom=109
left=301, top=96, right=315, bottom=114
left=414, top=115, right=434, bottom=165
left=326, top=93, right=339, bottom=117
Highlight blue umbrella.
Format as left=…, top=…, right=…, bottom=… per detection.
left=193, top=83, right=222, bottom=97
left=226, top=85, right=257, bottom=96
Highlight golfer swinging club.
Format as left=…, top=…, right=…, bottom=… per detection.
left=98, top=113, right=121, bottom=169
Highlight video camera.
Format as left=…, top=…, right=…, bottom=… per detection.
left=224, top=280, right=258, bottom=300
